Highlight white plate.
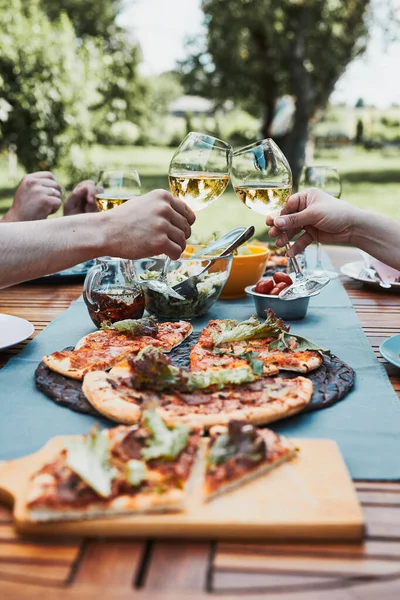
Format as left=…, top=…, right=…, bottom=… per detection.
left=380, top=334, right=400, bottom=369
left=0, top=314, right=34, bottom=350
left=340, top=261, right=400, bottom=290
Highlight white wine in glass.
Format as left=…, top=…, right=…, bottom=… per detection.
left=299, top=166, right=341, bottom=279
left=148, top=132, right=232, bottom=298
left=231, top=139, right=329, bottom=300
left=234, top=183, right=292, bottom=215
left=96, top=169, right=141, bottom=211
left=168, top=172, right=230, bottom=211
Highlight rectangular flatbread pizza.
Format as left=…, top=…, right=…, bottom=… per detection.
left=42, top=317, right=193, bottom=380
left=25, top=411, right=200, bottom=522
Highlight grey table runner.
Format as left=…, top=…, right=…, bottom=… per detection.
left=1, top=252, right=400, bottom=480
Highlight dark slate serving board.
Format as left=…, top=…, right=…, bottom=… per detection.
left=34, top=334, right=355, bottom=417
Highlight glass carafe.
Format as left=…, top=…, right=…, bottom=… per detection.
left=83, top=257, right=145, bottom=328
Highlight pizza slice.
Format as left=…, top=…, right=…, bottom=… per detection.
left=82, top=347, right=313, bottom=428
left=25, top=411, right=201, bottom=522
left=203, top=421, right=296, bottom=501
left=42, top=317, right=193, bottom=380
left=190, top=314, right=322, bottom=374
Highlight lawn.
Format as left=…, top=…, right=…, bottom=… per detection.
left=0, top=145, right=399, bottom=241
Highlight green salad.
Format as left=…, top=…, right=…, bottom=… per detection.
left=139, top=264, right=229, bottom=320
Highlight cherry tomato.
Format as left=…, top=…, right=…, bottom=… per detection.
left=274, top=282, right=288, bottom=293
left=273, top=272, right=293, bottom=286
left=254, top=278, right=274, bottom=295
left=269, top=286, right=281, bottom=295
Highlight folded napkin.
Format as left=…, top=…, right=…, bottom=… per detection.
left=370, top=257, right=400, bottom=283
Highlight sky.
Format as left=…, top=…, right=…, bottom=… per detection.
left=119, top=0, right=400, bottom=108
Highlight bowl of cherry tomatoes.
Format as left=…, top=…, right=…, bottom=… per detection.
left=245, top=272, right=313, bottom=320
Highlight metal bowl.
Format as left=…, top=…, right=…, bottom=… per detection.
left=245, top=285, right=312, bottom=320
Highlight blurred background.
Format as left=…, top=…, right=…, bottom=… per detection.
left=0, top=0, right=399, bottom=238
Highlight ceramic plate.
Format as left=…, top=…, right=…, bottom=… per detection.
left=380, top=334, right=400, bottom=369
left=340, top=261, right=400, bottom=290
left=0, top=314, right=34, bottom=350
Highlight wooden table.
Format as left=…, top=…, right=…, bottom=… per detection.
left=1, top=247, right=400, bottom=599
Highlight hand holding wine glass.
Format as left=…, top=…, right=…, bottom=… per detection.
left=231, top=139, right=329, bottom=300
left=148, top=132, right=232, bottom=297
left=298, top=166, right=341, bottom=279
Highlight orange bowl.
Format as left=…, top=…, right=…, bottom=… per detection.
left=220, top=245, right=269, bottom=299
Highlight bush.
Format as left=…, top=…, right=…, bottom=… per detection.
left=0, top=2, right=93, bottom=171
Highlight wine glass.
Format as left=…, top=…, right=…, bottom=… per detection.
left=148, top=132, right=232, bottom=297
left=299, top=166, right=341, bottom=279
left=96, top=169, right=141, bottom=211
left=231, top=139, right=329, bottom=300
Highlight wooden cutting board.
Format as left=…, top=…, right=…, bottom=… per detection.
left=0, top=437, right=364, bottom=541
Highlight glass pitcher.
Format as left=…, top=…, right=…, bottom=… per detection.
left=83, top=257, right=145, bottom=328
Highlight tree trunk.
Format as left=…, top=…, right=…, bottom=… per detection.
left=280, top=107, right=310, bottom=191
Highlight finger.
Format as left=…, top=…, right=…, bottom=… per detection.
left=273, top=207, right=314, bottom=232
left=39, top=179, right=63, bottom=194
left=46, top=196, right=62, bottom=215
left=73, top=180, right=97, bottom=204
left=164, top=239, right=184, bottom=260
left=169, top=195, right=196, bottom=225
left=30, top=171, right=58, bottom=180
left=286, top=230, right=315, bottom=256
left=168, top=209, right=192, bottom=239
left=270, top=225, right=303, bottom=240
left=166, top=224, right=186, bottom=253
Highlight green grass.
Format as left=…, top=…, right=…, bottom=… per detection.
left=1, top=145, right=399, bottom=241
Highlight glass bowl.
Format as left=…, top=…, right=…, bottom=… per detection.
left=135, top=255, right=233, bottom=320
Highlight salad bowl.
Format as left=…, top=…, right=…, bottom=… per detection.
left=135, top=255, right=232, bottom=320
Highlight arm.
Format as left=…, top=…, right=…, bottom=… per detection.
left=266, top=188, right=400, bottom=271
left=0, top=189, right=195, bottom=289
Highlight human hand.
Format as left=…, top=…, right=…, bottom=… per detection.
left=2, top=172, right=62, bottom=222
left=266, top=188, right=359, bottom=256
left=63, top=180, right=97, bottom=216
left=104, top=189, right=196, bottom=260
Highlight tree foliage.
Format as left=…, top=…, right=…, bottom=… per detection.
left=181, top=0, right=370, bottom=184
left=0, top=0, right=93, bottom=171
left=39, top=0, right=124, bottom=39
left=0, top=0, right=147, bottom=171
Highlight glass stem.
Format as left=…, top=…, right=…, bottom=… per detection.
left=161, top=257, right=171, bottom=282
left=316, top=242, right=323, bottom=270
left=281, top=233, right=304, bottom=280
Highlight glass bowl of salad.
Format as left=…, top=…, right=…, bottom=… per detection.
left=135, top=255, right=233, bottom=320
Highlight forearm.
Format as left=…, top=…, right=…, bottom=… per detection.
left=351, top=209, right=400, bottom=270
left=0, top=212, right=109, bottom=288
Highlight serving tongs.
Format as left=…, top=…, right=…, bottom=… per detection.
left=146, top=226, right=255, bottom=299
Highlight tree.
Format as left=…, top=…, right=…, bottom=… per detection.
left=0, top=0, right=147, bottom=169
left=0, top=0, right=93, bottom=171
left=39, top=0, right=123, bottom=39
left=180, top=0, right=370, bottom=186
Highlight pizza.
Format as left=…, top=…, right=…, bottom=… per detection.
left=25, top=411, right=200, bottom=522
left=190, top=317, right=322, bottom=375
left=82, top=346, right=313, bottom=428
left=203, top=421, right=296, bottom=501
left=42, top=318, right=193, bottom=381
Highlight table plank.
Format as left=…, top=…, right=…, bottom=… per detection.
left=73, top=540, right=146, bottom=587
left=143, top=541, right=211, bottom=590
